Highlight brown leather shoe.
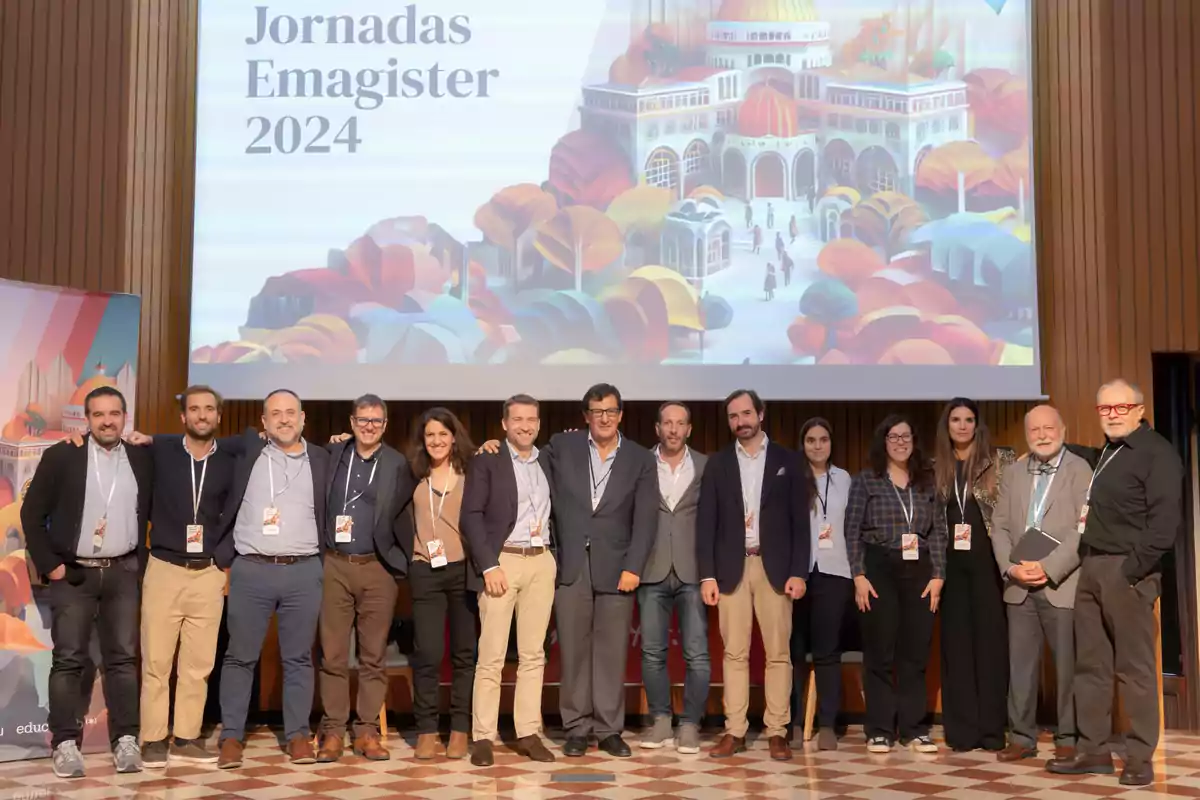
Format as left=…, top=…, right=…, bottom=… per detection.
left=709, top=734, right=747, bottom=758
left=1046, top=751, right=1115, bottom=775
left=447, top=731, right=469, bottom=759
left=217, top=739, right=244, bottom=770
left=470, top=739, right=494, bottom=767
left=414, top=733, right=442, bottom=760
left=768, top=735, right=792, bottom=761
left=352, top=732, right=390, bottom=761
left=288, top=734, right=316, bottom=764
left=997, top=742, right=1037, bottom=762
left=315, top=734, right=344, bottom=763
left=1054, top=745, right=1076, bottom=760
left=516, top=735, right=556, bottom=763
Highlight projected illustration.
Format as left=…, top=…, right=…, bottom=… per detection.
left=191, top=0, right=1033, bottom=374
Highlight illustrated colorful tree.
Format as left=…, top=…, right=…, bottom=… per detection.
left=22, top=404, right=45, bottom=436
left=547, top=129, right=634, bottom=210
left=799, top=278, right=859, bottom=352
left=843, top=191, right=930, bottom=258
left=976, top=144, right=1031, bottom=207
left=816, top=238, right=886, bottom=289
left=698, top=292, right=733, bottom=359
left=965, top=68, right=1030, bottom=155
left=839, top=15, right=901, bottom=68
left=474, top=183, right=558, bottom=283
left=915, top=141, right=996, bottom=213
left=605, top=184, right=673, bottom=266
left=533, top=207, right=624, bottom=292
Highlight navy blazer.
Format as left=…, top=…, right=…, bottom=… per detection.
left=323, top=439, right=411, bottom=575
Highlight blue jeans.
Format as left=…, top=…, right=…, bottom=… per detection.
left=637, top=571, right=711, bottom=726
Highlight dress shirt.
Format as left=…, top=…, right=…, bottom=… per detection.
left=328, top=445, right=380, bottom=556
left=844, top=470, right=948, bottom=579
left=588, top=433, right=622, bottom=511
left=507, top=444, right=551, bottom=547
left=735, top=435, right=769, bottom=549
left=78, top=441, right=139, bottom=558
left=810, top=465, right=852, bottom=578
left=148, top=435, right=235, bottom=561
left=233, top=441, right=320, bottom=557
left=655, top=445, right=694, bottom=512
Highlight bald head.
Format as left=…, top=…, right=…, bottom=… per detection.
left=1025, top=404, right=1066, bottom=461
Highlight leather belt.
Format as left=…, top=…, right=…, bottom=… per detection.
left=745, top=547, right=761, bottom=557
left=75, top=552, right=135, bottom=569
left=154, top=552, right=215, bottom=570
left=501, top=545, right=547, bottom=556
left=328, top=550, right=378, bottom=565
left=240, top=553, right=317, bottom=565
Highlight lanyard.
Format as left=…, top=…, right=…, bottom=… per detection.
left=184, top=439, right=216, bottom=525
left=1029, top=449, right=1066, bottom=527
left=1085, top=443, right=1124, bottom=503
left=428, top=473, right=454, bottom=532
left=815, top=470, right=832, bottom=519
left=342, top=451, right=379, bottom=513
left=91, top=441, right=121, bottom=517
left=266, top=443, right=304, bottom=502
left=515, top=454, right=546, bottom=521
left=953, top=466, right=969, bottom=519
left=589, top=446, right=617, bottom=501
left=892, top=483, right=914, bottom=532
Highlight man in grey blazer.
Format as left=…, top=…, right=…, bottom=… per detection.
left=638, top=402, right=709, bottom=755
left=991, top=404, right=1091, bottom=763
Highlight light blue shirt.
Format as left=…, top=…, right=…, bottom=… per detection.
left=78, top=441, right=139, bottom=558
left=233, top=441, right=319, bottom=557
left=507, top=444, right=552, bottom=546
left=588, top=433, right=622, bottom=511
left=810, top=465, right=852, bottom=578
left=735, top=435, right=769, bottom=548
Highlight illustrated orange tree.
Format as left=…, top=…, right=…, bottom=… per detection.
left=474, top=183, right=558, bottom=284
left=842, top=191, right=929, bottom=258
left=533, top=206, right=624, bottom=292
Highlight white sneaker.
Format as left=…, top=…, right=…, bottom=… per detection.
left=867, top=736, right=892, bottom=754
left=909, top=735, right=938, bottom=754
left=640, top=716, right=673, bottom=749
left=113, top=735, right=143, bottom=773
left=53, top=741, right=86, bottom=779
left=675, top=723, right=701, bottom=754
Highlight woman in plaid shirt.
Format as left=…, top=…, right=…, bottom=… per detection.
left=845, top=415, right=947, bottom=754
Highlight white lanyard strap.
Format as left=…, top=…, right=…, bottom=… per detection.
left=266, top=443, right=304, bottom=502
left=953, top=468, right=969, bottom=518
left=189, top=449, right=211, bottom=525
left=428, top=473, right=453, bottom=532
left=1085, top=443, right=1124, bottom=502
left=516, top=457, right=545, bottom=520
left=342, top=451, right=379, bottom=513
left=91, top=442, right=121, bottom=515
left=1029, top=449, right=1065, bottom=527
left=892, top=483, right=914, bottom=531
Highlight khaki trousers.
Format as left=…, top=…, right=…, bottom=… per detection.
left=472, top=550, right=557, bottom=741
left=717, top=555, right=793, bottom=738
left=140, top=555, right=226, bottom=741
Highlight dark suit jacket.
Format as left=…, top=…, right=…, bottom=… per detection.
left=542, top=431, right=658, bottom=592
left=21, top=434, right=153, bottom=579
left=460, top=440, right=553, bottom=592
left=214, top=429, right=331, bottom=568
left=696, top=441, right=811, bottom=594
left=324, top=440, right=411, bottom=575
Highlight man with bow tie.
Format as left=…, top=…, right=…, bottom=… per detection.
left=697, top=389, right=810, bottom=761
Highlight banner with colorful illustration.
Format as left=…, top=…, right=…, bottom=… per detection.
left=0, top=278, right=140, bottom=762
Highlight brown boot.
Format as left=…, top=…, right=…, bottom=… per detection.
left=316, top=734, right=344, bottom=763
left=709, top=734, right=746, bottom=759
left=288, top=734, right=316, bottom=764
left=352, top=732, right=390, bottom=761
left=768, top=735, right=792, bottom=761
left=447, top=731, right=469, bottom=759
left=414, top=733, right=442, bottom=760
left=217, top=739, right=244, bottom=770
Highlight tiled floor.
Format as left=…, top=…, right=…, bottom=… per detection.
left=0, top=726, right=1197, bottom=799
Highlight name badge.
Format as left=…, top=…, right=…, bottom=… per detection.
left=262, top=506, right=281, bottom=536
left=901, top=532, right=919, bottom=560
left=953, top=523, right=972, bottom=551
left=427, top=539, right=448, bottom=569
left=92, top=516, right=107, bottom=551
left=335, top=515, right=353, bottom=543
left=818, top=522, right=834, bottom=550
left=186, top=524, right=204, bottom=553
left=1077, top=503, right=1090, bottom=535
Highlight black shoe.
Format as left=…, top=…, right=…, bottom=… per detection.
left=1120, top=760, right=1154, bottom=786
left=470, top=740, right=494, bottom=767
left=141, top=739, right=169, bottom=770
left=597, top=734, right=631, bottom=757
left=562, top=736, right=589, bottom=757
left=1047, top=752, right=1115, bottom=775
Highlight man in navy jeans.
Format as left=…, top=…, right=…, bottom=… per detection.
left=637, top=402, right=710, bottom=754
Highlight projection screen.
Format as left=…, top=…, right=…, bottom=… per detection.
left=189, top=0, right=1040, bottom=400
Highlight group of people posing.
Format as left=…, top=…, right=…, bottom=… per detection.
left=21, top=379, right=1181, bottom=789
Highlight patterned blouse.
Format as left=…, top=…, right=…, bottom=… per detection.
left=845, top=470, right=948, bottom=579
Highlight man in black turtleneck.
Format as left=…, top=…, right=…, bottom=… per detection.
left=1047, top=379, right=1183, bottom=787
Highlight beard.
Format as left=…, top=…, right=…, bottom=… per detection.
left=185, top=422, right=216, bottom=441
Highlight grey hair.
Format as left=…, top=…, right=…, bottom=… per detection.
left=1096, top=379, right=1144, bottom=404
left=1024, top=404, right=1065, bottom=428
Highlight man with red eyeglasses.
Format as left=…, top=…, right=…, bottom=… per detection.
left=1047, top=379, right=1183, bottom=787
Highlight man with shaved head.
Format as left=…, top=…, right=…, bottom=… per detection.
left=1047, top=380, right=1184, bottom=786
left=990, top=405, right=1090, bottom=764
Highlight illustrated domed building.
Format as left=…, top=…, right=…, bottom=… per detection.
left=60, top=362, right=136, bottom=435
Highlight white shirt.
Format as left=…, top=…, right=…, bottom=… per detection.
left=735, top=435, right=769, bottom=549
left=810, top=465, right=852, bottom=579
left=654, top=445, right=694, bottom=512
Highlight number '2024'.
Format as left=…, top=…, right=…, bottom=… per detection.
left=246, top=116, right=361, bottom=154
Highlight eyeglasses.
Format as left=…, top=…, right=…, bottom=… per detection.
left=1096, top=404, right=1141, bottom=417
left=886, top=433, right=913, bottom=443
left=353, top=417, right=385, bottom=427
left=587, top=408, right=621, bottom=420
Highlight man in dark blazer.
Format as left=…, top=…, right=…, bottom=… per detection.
left=22, top=386, right=152, bottom=779
left=698, top=389, right=810, bottom=761
left=215, top=389, right=331, bottom=769
left=638, top=401, right=710, bottom=755
left=315, top=394, right=410, bottom=763
left=549, top=383, right=658, bottom=757
left=462, top=394, right=557, bottom=766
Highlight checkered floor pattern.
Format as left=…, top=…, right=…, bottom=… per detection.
left=0, top=726, right=1197, bottom=799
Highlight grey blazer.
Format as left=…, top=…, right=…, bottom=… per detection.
left=991, top=448, right=1092, bottom=609
left=641, top=449, right=707, bottom=585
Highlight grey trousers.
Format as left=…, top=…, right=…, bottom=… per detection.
left=554, top=549, right=635, bottom=739
left=220, top=556, right=323, bottom=743
left=1007, top=591, right=1076, bottom=748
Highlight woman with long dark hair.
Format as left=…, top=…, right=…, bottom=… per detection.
left=934, top=398, right=1014, bottom=752
left=845, top=415, right=946, bottom=754
left=791, top=418, right=854, bottom=750
left=405, top=407, right=477, bottom=761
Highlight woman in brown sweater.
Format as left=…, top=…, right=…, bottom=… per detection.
left=406, top=407, right=477, bottom=760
